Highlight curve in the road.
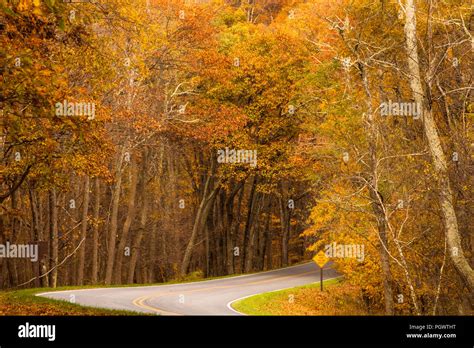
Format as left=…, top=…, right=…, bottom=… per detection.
left=37, top=262, right=340, bottom=315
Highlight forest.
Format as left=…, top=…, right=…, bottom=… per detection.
left=0, top=0, right=473, bottom=315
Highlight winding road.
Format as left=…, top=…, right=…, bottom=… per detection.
left=37, top=262, right=339, bottom=315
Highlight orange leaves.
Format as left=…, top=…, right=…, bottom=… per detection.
left=168, top=101, right=248, bottom=144
left=17, top=0, right=42, bottom=14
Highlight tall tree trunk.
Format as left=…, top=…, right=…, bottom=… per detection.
left=402, top=0, right=474, bottom=291
left=242, top=176, right=258, bottom=273
left=359, top=64, right=395, bottom=315
left=49, top=188, right=58, bottom=288
left=214, top=193, right=225, bottom=276
left=180, top=161, right=219, bottom=276
left=37, top=194, right=48, bottom=287
left=105, top=152, right=124, bottom=285
left=160, top=220, right=167, bottom=281
left=279, top=182, right=291, bottom=267
left=244, top=192, right=263, bottom=273
left=28, top=187, right=41, bottom=287
left=8, top=190, right=20, bottom=287
left=0, top=214, right=6, bottom=287
left=127, top=152, right=149, bottom=283
left=224, top=180, right=244, bottom=275
left=224, top=190, right=234, bottom=275
left=369, top=189, right=395, bottom=314
left=264, top=204, right=273, bottom=270
left=91, top=178, right=100, bottom=284
left=114, top=158, right=138, bottom=283
left=204, top=225, right=210, bottom=277
left=127, top=192, right=148, bottom=284
left=38, top=192, right=48, bottom=287
left=148, top=219, right=158, bottom=283
left=259, top=199, right=272, bottom=271
left=77, top=176, right=90, bottom=285
left=232, top=182, right=245, bottom=273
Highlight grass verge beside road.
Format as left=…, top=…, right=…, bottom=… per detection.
left=0, top=287, right=143, bottom=315
left=231, top=278, right=371, bottom=315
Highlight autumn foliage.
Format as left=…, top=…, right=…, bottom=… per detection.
left=0, top=0, right=472, bottom=315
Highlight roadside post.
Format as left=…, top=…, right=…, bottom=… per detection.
left=312, top=250, right=329, bottom=291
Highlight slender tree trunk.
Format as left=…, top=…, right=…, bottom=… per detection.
left=180, top=161, right=219, bottom=276
left=127, top=153, right=149, bottom=283
left=259, top=199, right=272, bottom=271
left=91, top=178, right=100, bottom=284
left=38, top=192, right=48, bottom=287
left=148, top=219, right=158, bottom=283
left=242, top=176, right=258, bottom=272
left=0, top=214, right=6, bottom=288
left=127, top=149, right=148, bottom=282
left=205, top=225, right=210, bottom=277
left=358, top=65, right=396, bottom=315
left=402, top=0, right=474, bottom=291
left=233, top=182, right=245, bottom=273
left=369, top=189, right=395, bottom=314
left=8, top=190, right=20, bottom=287
left=223, top=191, right=233, bottom=275
left=279, top=183, right=291, bottom=267
left=114, top=158, right=138, bottom=283
left=49, top=188, right=58, bottom=288
left=224, top=181, right=243, bottom=275
left=105, top=152, right=124, bottom=285
left=244, top=192, right=263, bottom=273
left=160, top=220, right=167, bottom=281
left=28, top=187, right=41, bottom=287
left=77, top=176, right=90, bottom=285
left=264, top=205, right=273, bottom=270
left=38, top=194, right=49, bottom=287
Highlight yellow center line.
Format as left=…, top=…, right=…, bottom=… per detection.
left=132, top=270, right=317, bottom=315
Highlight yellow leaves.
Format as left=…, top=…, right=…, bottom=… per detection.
left=308, top=201, right=337, bottom=230
left=17, top=0, right=43, bottom=15
left=17, top=0, right=30, bottom=11
left=38, top=69, right=52, bottom=77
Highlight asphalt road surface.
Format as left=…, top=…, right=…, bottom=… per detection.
left=37, top=262, right=339, bottom=315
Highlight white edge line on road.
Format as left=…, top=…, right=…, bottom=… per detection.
left=226, top=275, right=344, bottom=315
left=35, top=262, right=314, bottom=297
